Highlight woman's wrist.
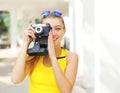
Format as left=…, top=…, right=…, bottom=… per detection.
left=22, top=42, right=29, bottom=51
left=50, top=57, right=58, bottom=65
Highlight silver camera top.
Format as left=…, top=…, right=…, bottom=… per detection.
left=32, top=24, right=47, bottom=34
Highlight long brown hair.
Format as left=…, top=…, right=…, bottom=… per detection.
left=25, top=55, right=39, bottom=75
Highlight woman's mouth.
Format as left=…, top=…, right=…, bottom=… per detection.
left=53, top=38, right=58, bottom=42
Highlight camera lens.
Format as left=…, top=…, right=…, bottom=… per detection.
left=37, top=28, right=40, bottom=31
left=35, top=27, right=43, bottom=34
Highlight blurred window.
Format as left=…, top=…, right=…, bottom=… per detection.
left=0, top=11, right=10, bottom=49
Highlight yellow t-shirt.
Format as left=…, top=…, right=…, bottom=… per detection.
left=29, top=48, right=68, bottom=93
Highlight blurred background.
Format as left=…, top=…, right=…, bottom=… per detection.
left=0, top=0, right=95, bottom=93
left=95, top=0, right=120, bottom=93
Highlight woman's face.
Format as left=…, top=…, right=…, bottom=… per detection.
left=42, top=17, right=65, bottom=46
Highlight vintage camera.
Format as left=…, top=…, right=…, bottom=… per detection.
left=27, top=23, right=51, bottom=56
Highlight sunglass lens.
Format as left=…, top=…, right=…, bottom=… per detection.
left=53, top=11, right=62, bottom=16
left=41, top=10, right=50, bottom=17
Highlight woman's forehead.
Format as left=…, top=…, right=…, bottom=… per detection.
left=42, top=18, right=63, bottom=26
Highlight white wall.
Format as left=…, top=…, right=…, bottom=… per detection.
left=70, top=0, right=94, bottom=93
left=95, top=0, right=120, bottom=93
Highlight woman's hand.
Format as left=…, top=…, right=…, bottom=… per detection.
left=48, top=31, right=56, bottom=60
left=24, top=24, right=36, bottom=45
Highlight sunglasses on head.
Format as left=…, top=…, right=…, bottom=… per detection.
left=41, top=10, right=62, bottom=17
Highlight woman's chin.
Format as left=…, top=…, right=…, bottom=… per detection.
left=54, top=42, right=59, bottom=46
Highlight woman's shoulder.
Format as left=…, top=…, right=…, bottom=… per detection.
left=67, top=51, right=78, bottom=59
left=66, top=51, right=79, bottom=64
left=61, top=47, right=78, bottom=58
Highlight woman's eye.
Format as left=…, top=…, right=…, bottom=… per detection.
left=55, top=28, right=61, bottom=31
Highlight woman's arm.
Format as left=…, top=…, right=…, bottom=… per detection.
left=48, top=32, right=79, bottom=93
left=11, top=24, right=35, bottom=84
left=11, top=43, right=29, bottom=84
left=51, top=52, right=78, bottom=93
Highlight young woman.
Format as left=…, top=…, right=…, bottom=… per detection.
left=11, top=10, right=79, bottom=93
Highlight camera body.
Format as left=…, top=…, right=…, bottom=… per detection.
left=27, top=23, right=51, bottom=56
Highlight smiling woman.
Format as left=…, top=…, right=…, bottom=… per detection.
left=11, top=10, right=79, bottom=93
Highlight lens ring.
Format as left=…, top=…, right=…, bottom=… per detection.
left=35, top=26, right=43, bottom=34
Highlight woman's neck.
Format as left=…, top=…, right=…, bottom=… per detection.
left=43, top=46, right=61, bottom=66
left=45, top=46, right=62, bottom=59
